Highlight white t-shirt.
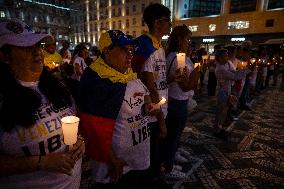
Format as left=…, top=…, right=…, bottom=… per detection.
left=166, top=52, right=194, bottom=100
left=0, top=81, right=81, bottom=189
left=92, top=79, right=150, bottom=183
left=141, top=48, right=168, bottom=122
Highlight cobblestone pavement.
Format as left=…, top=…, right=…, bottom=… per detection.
left=80, top=84, right=284, bottom=189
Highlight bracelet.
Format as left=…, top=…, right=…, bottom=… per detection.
left=37, top=155, right=42, bottom=171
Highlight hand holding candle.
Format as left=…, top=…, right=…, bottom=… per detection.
left=176, top=53, right=186, bottom=69
left=152, top=97, right=166, bottom=110
left=194, top=62, right=200, bottom=68
left=61, top=116, right=80, bottom=150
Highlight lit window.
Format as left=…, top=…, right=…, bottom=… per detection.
left=228, top=21, right=249, bottom=29
left=209, top=24, right=216, bottom=31
left=34, top=16, right=38, bottom=23
left=188, top=25, right=198, bottom=32
left=0, top=11, right=5, bottom=18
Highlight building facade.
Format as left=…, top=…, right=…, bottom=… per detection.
left=0, top=0, right=71, bottom=42
left=174, top=0, right=284, bottom=52
left=70, top=0, right=161, bottom=46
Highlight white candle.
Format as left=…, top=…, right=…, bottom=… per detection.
left=157, top=97, right=166, bottom=106
left=176, top=53, right=186, bottom=69
left=194, top=62, right=200, bottom=68
left=61, top=116, right=80, bottom=149
left=153, top=97, right=167, bottom=110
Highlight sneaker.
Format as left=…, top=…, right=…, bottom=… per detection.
left=178, top=148, right=191, bottom=157
left=175, top=152, right=189, bottom=163
left=164, top=167, right=186, bottom=179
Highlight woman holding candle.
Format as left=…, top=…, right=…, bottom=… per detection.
left=214, top=49, right=251, bottom=139
left=163, top=25, right=200, bottom=177
left=0, top=19, right=84, bottom=188
left=78, top=30, right=157, bottom=188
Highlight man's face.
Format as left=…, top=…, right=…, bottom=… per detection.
left=107, top=45, right=133, bottom=73
left=156, top=17, right=172, bottom=36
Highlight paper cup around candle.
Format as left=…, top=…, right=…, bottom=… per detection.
left=61, top=116, right=80, bottom=148
left=176, top=53, right=186, bottom=69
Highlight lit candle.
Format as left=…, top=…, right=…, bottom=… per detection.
left=194, top=62, right=200, bottom=68
left=157, top=97, right=166, bottom=106
left=153, top=97, right=167, bottom=110
left=176, top=53, right=186, bottom=69
left=61, top=116, right=80, bottom=149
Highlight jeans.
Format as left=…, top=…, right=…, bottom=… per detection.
left=163, top=97, right=188, bottom=171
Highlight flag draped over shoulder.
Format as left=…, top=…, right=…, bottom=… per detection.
left=131, top=32, right=161, bottom=73
left=78, top=58, right=136, bottom=162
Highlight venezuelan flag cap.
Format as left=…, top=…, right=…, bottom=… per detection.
left=99, top=30, right=133, bottom=51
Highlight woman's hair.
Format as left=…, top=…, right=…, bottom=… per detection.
left=143, top=3, right=171, bottom=31
left=166, top=25, right=192, bottom=56
left=0, top=47, right=72, bottom=132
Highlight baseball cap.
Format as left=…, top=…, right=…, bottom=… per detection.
left=98, top=30, right=133, bottom=51
left=0, top=18, right=53, bottom=48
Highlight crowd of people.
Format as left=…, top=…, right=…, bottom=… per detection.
left=0, top=3, right=283, bottom=189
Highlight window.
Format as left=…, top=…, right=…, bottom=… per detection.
left=209, top=24, right=216, bottom=31
left=118, top=20, right=122, bottom=29
left=230, top=0, right=256, bottom=13
left=227, top=21, right=249, bottom=29
left=188, top=25, right=198, bottom=32
left=126, top=19, right=129, bottom=28
left=112, top=9, right=115, bottom=17
left=265, top=19, right=274, bottom=27
left=268, top=0, right=284, bottom=9
left=187, top=0, right=221, bottom=18
left=112, top=21, right=116, bottom=29
left=133, top=31, right=136, bottom=37
left=118, top=8, right=121, bottom=16
left=132, top=18, right=136, bottom=25
left=132, top=5, right=136, bottom=12
left=126, top=7, right=129, bottom=15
